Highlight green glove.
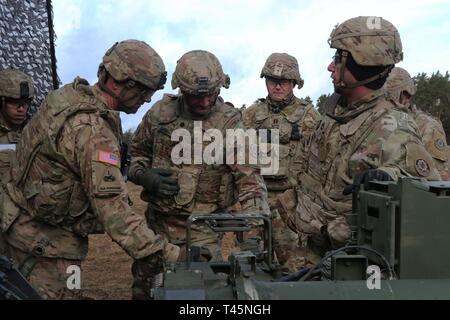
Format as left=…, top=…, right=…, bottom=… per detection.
left=137, top=168, right=180, bottom=198
left=343, top=169, right=393, bottom=195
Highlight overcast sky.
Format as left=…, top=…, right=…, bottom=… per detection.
left=52, top=0, right=450, bottom=132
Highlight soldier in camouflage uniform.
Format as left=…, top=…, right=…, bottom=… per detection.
left=0, top=69, right=34, bottom=257
left=0, top=40, right=182, bottom=299
left=0, top=69, right=34, bottom=177
left=129, top=50, right=270, bottom=299
left=385, top=67, right=449, bottom=180
left=281, top=16, right=441, bottom=261
left=242, top=53, right=320, bottom=271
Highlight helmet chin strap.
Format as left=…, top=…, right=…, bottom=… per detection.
left=99, top=78, right=143, bottom=110
left=336, top=51, right=392, bottom=90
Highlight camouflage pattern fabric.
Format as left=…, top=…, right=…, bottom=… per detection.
left=99, top=39, right=167, bottom=91
left=8, top=245, right=82, bottom=300
left=243, top=96, right=320, bottom=271
left=412, top=106, right=449, bottom=180
left=328, top=16, right=403, bottom=66
left=0, top=68, right=33, bottom=177
left=0, top=113, right=23, bottom=257
left=130, top=93, right=268, bottom=245
left=0, top=69, right=35, bottom=100
left=129, top=93, right=269, bottom=296
left=171, top=50, right=230, bottom=95
left=0, top=78, right=179, bottom=299
left=243, top=96, right=320, bottom=186
left=385, top=67, right=449, bottom=180
left=0, top=112, right=23, bottom=177
left=290, top=90, right=441, bottom=259
left=260, top=53, right=304, bottom=88
left=384, top=67, right=416, bottom=102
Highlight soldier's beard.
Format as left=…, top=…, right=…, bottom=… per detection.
left=187, top=104, right=214, bottom=118
left=183, top=92, right=218, bottom=119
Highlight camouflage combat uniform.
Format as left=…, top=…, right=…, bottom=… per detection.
left=129, top=51, right=269, bottom=297
left=130, top=94, right=267, bottom=247
left=243, top=53, right=321, bottom=271
left=0, top=69, right=34, bottom=257
left=411, top=107, right=449, bottom=180
left=0, top=69, right=34, bottom=178
left=0, top=40, right=178, bottom=299
left=0, top=113, right=23, bottom=177
left=0, top=112, right=22, bottom=257
left=286, top=17, right=441, bottom=260
left=385, top=67, right=449, bottom=180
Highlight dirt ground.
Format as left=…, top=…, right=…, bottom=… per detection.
left=81, top=182, right=235, bottom=300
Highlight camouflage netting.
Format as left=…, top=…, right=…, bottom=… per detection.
left=0, top=0, right=59, bottom=113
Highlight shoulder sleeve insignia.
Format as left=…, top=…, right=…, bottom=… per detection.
left=405, top=142, right=439, bottom=179
left=415, top=159, right=431, bottom=177
left=435, top=138, right=446, bottom=150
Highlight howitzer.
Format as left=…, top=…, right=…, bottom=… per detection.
left=154, top=178, right=450, bottom=300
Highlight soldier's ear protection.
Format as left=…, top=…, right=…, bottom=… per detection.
left=223, top=74, right=230, bottom=89
left=157, top=71, right=167, bottom=90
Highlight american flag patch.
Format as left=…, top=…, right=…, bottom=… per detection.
left=98, top=150, right=119, bottom=166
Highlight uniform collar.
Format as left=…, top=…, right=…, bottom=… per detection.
left=329, top=89, right=387, bottom=124
left=91, top=84, right=122, bottom=137
left=267, top=93, right=295, bottom=113
left=91, top=84, right=117, bottom=112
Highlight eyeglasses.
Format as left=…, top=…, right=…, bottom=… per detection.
left=332, top=53, right=342, bottom=65
left=266, top=77, right=292, bottom=87
left=125, top=80, right=155, bottom=101
left=5, top=98, right=31, bottom=109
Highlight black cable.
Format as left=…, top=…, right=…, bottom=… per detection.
left=275, top=267, right=311, bottom=282
left=46, top=0, right=59, bottom=90
left=299, top=245, right=396, bottom=281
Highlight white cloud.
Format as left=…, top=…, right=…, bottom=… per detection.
left=52, top=0, right=82, bottom=37
left=52, top=0, right=450, bottom=131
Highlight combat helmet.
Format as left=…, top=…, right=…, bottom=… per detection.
left=385, top=67, right=416, bottom=103
left=171, top=50, right=230, bottom=96
left=0, top=69, right=34, bottom=100
left=260, top=53, right=304, bottom=89
left=328, top=16, right=403, bottom=88
left=98, top=39, right=167, bottom=91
